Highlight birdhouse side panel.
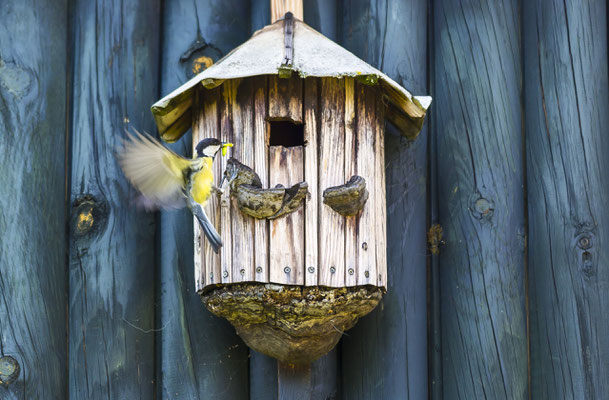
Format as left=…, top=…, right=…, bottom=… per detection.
left=227, top=79, right=256, bottom=283
left=253, top=78, right=270, bottom=283
left=268, top=75, right=305, bottom=285
left=375, top=88, right=387, bottom=287
left=269, top=146, right=305, bottom=285
left=303, top=78, right=319, bottom=286
left=318, top=78, right=346, bottom=287
left=355, top=81, right=378, bottom=287
left=344, top=77, right=358, bottom=287
left=193, top=86, right=222, bottom=292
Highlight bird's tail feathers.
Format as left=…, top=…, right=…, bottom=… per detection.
left=192, top=205, right=223, bottom=253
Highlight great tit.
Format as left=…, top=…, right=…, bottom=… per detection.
left=116, top=129, right=232, bottom=253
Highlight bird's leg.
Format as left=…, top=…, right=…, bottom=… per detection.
left=212, top=184, right=224, bottom=196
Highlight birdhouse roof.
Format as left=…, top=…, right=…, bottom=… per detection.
left=151, top=17, right=432, bottom=142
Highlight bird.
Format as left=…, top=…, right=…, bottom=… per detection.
left=116, top=129, right=232, bottom=253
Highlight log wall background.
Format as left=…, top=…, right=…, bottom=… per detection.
left=0, top=0, right=607, bottom=399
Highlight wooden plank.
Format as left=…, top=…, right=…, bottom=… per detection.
left=318, top=78, right=346, bottom=287
left=340, top=1, right=429, bottom=399
left=250, top=352, right=279, bottom=400
left=253, top=77, right=270, bottom=283
left=374, top=92, right=387, bottom=287
left=278, top=362, right=312, bottom=400
left=433, top=0, right=527, bottom=398
left=354, top=82, right=376, bottom=286
left=68, top=0, right=160, bottom=397
left=219, top=80, right=236, bottom=284
left=271, top=0, right=303, bottom=22
left=268, top=75, right=303, bottom=123
left=0, top=1, right=67, bottom=397
left=269, top=146, right=305, bottom=285
left=524, top=1, right=609, bottom=398
left=156, top=0, right=250, bottom=397
left=344, top=77, right=358, bottom=287
left=304, top=78, right=319, bottom=286
left=231, top=79, right=255, bottom=282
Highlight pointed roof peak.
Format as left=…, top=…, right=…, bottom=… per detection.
left=152, top=18, right=431, bottom=142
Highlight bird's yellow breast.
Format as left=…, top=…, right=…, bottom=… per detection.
left=190, top=157, right=214, bottom=205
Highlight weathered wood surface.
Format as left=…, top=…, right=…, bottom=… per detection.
left=304, top=78, right=320, bottom=287
left=433, top=0, right=528, bottom=399
left=318, top=77, right=346, bottom=287
left=231, top=79, right=256, bottom=282
left=269, top=146, right=305, bottom=285
left=271, top=0, right=304, bottom=22
left=524, top=1, right=609, bottom=398
left=268, top=75, right=303, bottom=123
left=253, top=78, right=270, bottom=283
left=340, top=1, right=428, bottom=399
left=354, top=82, right=377, bottom=287
left=68, top=0, right=160, bottom=397
left=157, top=0, right=250, bottom=398
left=0, top=1, right=67, bottom=398
left=344, top=77, right=358, bottom=287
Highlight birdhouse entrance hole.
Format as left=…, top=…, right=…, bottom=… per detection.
left=268, top=120, right=304, bottom=147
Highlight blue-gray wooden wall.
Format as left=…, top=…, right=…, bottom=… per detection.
left=0, top=0, right=607, bottom=399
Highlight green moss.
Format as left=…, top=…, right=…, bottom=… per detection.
left=201, top=283, right=383, bottom=364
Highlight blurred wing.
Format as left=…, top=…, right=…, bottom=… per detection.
left=116, top=129, right=195, bottom=208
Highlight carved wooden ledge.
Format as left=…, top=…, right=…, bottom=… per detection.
left=322, top=175, right=368, bottom=216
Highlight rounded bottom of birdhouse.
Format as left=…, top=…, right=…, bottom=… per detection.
left=200, top=283, right=383, bottom=364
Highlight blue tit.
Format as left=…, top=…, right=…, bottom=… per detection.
left=116, top=129, right=232, bottom=253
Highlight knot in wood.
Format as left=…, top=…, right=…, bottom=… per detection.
left=71, top=195, right=108, bottom=238
left=469, top=193, right=494, bottom=220
left=0, top=356, right=20, bottom=386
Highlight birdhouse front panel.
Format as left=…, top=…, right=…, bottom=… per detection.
left=192, top=75, right=387, bottom=293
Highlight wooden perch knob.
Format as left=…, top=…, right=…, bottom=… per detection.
left=224, top=158, right=308, bottom=219
left=322, top=175, right=369, bottom=216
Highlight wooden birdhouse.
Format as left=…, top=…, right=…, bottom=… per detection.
left=151, top=14, right=431, bottom=364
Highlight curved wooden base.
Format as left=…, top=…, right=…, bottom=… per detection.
left=201, top=283, right=383, bottom=364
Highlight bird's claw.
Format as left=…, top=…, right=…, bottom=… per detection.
left=212, top=185, right=225, bottom=196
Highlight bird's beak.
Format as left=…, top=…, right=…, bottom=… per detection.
left=221, top=142, right=233, bottom=156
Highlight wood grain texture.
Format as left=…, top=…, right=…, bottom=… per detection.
left=271, top=0, right=304, bottom=22
left=68, top=0, right=160, bottom=397
left=157, top=1, right=250, bottom=398
left=253, top=77, right=270, bottom=283
left=269, top=146, right=305, bottom=285
left=524, top=1, right=609, bottom=398
left=374, top=92, right=387, bottom=287
left=433, top=0, right=527, bottom=398
left=354, top=82, right=377, bottom=287
left=220, top=80, right=237, bottom=283
left=303, top=78, right=319, bottom=286
left=340, top=1, right=429, bottom=399
left=268, top=75, right=303, bottom=123
left=0, top=1, right=67, bottom=398
left=318, top=78, right=346, bottom=287
left=231, top=79, right=256, bottom=282
left=344, top=77, right=358, bottom=287
left=278, top=362, right=311, bottom=400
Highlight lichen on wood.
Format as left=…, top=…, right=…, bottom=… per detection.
left=201, top=283, right=383, bottom=364
left=322, top=175, right=368, bottom=216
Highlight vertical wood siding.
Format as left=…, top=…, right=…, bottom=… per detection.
left=68, top=0, right=160, bottom=397
left=524, top=1, right=609, bottom=398
left=0, top=1, right=67, bottom=398
left=433, top=0, right=528, bottom=398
